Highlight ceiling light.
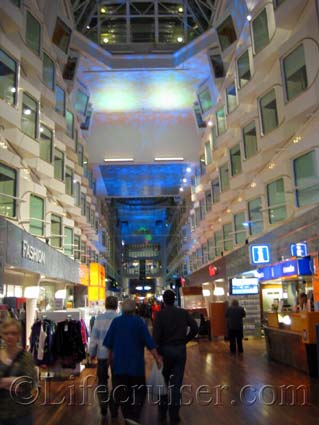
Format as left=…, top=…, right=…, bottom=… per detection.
left=182, top=178, right=187, bottom=183
left=86, top=25, right=90, bottom=29
left=103, top=37, right=109, bottom=44
left=250, top=181, right=256, bottom=188
left=178, top=7, right=183, bottom=13
left=177, top=36, right=184, bottom=43
left=101, top=7, right=106, bottom=13
left=247, top=15, right=252, bottom=21
left=268, top=162, right=275, bottom=169
left=136, top=286, right=143, bottom=291
left=23, top=109, right=31, bottom=115
left=10, top=87, right=16, bottom=93
left=154, top=157, right=184, bottom=161
left=104, top=158, right=134, bottom=162
left=144, top=285, right=151, bottom=290
left=226, top=208, right=231, bottom=213
left=293, top=136, right=302, bottom=144
left=238, top=197, right=242, bottom=202
left=186, top=167, right=192, bottom=173
left=218, top=217, right=222, bottom=222
left=207, top=120, right=213, bottom=127
left=179, top=187, right=184, bottom=192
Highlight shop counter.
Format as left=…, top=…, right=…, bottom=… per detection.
left=264, top=312, right=319, bottom=377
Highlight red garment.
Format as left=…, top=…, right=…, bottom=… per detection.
left=80, top=319, right=88, bottom=345
left=151, top=304, right=161, bottom=321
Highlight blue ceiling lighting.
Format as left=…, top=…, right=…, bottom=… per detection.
left=99, top=163, right=191, bottom=197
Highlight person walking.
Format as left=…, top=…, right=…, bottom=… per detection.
left=89, top=295, right=119, bottom=422
left=103, top=299, right=162, bottom=425
left=225, top=299, right=246, bottom=354
left=153, top=290, right=198, bottom=425
left=0, top=318, right=37, bottom=425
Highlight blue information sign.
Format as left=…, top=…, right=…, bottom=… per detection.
left=290, top=242, right=308, bottom=257
left=257, top=258, right=313, bottom=282
left=250, top=244, right=271, bottom=265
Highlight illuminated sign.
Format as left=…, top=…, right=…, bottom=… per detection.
left=250, top=244, right=271, bottom=265
left=290, top=242, right=308, bottom=257
left=208, top=265, right=218, bottom=277
left=258, top=258, right=312, bottom=282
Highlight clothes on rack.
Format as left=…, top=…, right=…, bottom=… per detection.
left=54, top=320, right=86, bottom=369
left=30, top=319, right=56, bottom=366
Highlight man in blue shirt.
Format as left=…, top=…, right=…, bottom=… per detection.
left=104, top=298, right=162, bottom=425
left=89, top=296, right=119, bottom=421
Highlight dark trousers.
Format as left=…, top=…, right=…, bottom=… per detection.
left=96, top=359, right=118, bottom=416
left=228, top=329, right=243, bottom=353
left=159, top=345, right=186, bottom=422
left=112, top=374, right=146, bottom=422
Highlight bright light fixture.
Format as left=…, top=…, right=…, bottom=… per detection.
left=55, top=289, right=67, bottom=299
left=103, top=37, right=109, bottom=44
left=247, top=15, right=252, bottom=21
left=144, top=286, right=151, bottom=290
left=86, top=25, right=90, bottom=29
left=10, top=87, right=16, bottom=93
left=101, top=7, right=106, bottom=13
left=186, top=167, right=192, bottom=173
left=250, top=181, right=257, bottom=188
left=207, top=120, right=213, bottom=127
left=203, top=289, right=211, bottom=297
left=182, top=178, right=187, bottom=183
left=178, top=7, right=183, bottom=13
left=104, top=158, right=134, bottom=162
left=177, top=36, right=184, bottom=43
left=154, top=157, right=184, bottom=161
left=24, top=286, right=40, bottom=299
left=179, top=187, right=184, bottom=192
left=136, top=286, right=143, bottom=290
left=23, top=109, right=31, bottom=115
left=213, top=287, right=225, bottom=296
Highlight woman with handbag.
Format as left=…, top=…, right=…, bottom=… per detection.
left=0, top=318, right=37, bottom=425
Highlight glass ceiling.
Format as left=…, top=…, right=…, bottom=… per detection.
left=71, top=0, right=218, bottom=54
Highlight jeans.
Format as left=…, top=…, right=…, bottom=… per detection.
left=96, top=359, right=118, bottom=416
left=228, top=329, right=243, bottom=353
left=159, top=345, right=186, bottom=421
left=112, top=374, right=146, bottom=422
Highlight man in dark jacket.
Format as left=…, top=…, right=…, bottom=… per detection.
left=226, top=299, right=246, bottom=354
left=153, top=290, right=198, bottom=425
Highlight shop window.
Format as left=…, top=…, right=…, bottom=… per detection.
left=193, top=102, right=206, bottom=129
left=207, top=237, right=215, bottom=260
left=283, top=44, right=307, bottom=101
left=219, top=163, right=230, bottom=191
left=242, top=121, right=258, bottom=159
left=0, top=163, right=16, bottom=218
left=198, top=87, right=213, bottom=114
left=21, top=93, right=38, bottom=139
left=217, top=16, right=237, bottom=51
left=259, top=89, right=278, bottom=135
left=267, top=178, right=287, bottom=224
left=39, top=124, right=52, bottom=163
left=0, top=49, right=17, bottom=105
left=74, top=234, right=81, bottom=260
left=26, top=11, right=41, bottom=55
left=73, top=181, right=80, bottom=207
left=42, top=53, right=55, bottom=91
left=52, top=17, right=72, bottom=54
left=74, top=89, right=89, bottom=115
left=80, top=104, right=93, bottom=130
left=205, top=190, right=212, bottom=212
left=65, top=166, right=74, bottom=196
left=209, top=52, right=224, bottom=78
left=55, top=85, right=65, bottom=116
left=293, top=150, right=319, bottom=207
left=230, top=144, right=242, bottom=176
left=248, top=197, right=264, bottom=235
left=234, top=212, right=246, bottom=245
left=211, top=178, right=220, bottom=203
left=54, top=148, right=64, bottom=181
left=64, top=226, right=73, bottom=257
left=63, top=56, right=78, bottom=81
left=214, top=230, right=223, bottom=257
left=223, top=223, right=233, bottom=251
left=226, top=84, right=237, bottom=113
left=237, top=50, right=251, bottom=88
left=77, top=143, right=84, bottom=167
left=252, top=9, right=269, bottom=54
left=66, top=110, right=74, bottom=139
left=80, top=192, right=86, bottom=216
left=205, top=141, right=212, bottom=165
left=50, top=214, right=62, bottom=248
left=83, top=158, right=89, bottom=179
left=29, top=195, right=44, bottom=236
left=216, top=107, right=226, bottom=135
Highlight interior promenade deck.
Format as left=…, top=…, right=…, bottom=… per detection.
left=33, top=338, right=319, bottom=425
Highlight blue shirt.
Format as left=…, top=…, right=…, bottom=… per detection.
left=103, top=314, right=155, bottom=376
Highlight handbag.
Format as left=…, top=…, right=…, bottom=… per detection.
left=147, top=362, right=167, bottom=397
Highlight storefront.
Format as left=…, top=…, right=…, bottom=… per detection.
left=0, top=217, right=80, bottom=343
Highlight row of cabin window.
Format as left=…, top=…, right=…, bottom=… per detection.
left=0, top=46, right=84, bottom=145
left=191, top=149, right=319, bottom=230
left=0, top=162, right=98, bottom=230
left=209, top=42, right=307, bottom=141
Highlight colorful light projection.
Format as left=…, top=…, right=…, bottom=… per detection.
left=99, top=163, right=191, bottom=197
left=79, top=52, right=211, bottom=113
